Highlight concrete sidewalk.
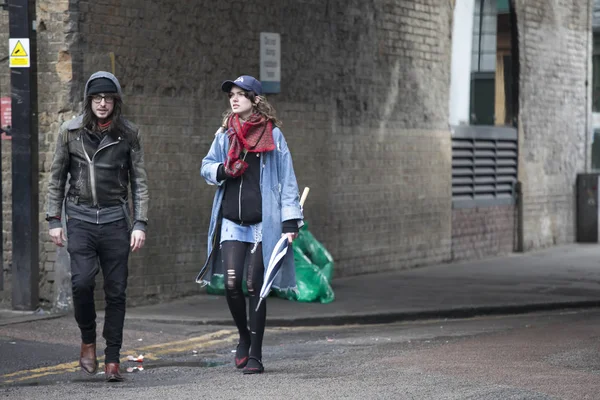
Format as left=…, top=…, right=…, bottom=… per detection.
left=124, top=243, right=600, bottom=326
left=3, top=243, right=600, bottom=327
left=0, top=308, right=63, bottom=327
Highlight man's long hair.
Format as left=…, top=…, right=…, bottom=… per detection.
left=82, top=95, right=126, bottom=134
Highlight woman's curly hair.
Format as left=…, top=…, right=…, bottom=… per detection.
left=221, top=91, right=282, bottom=128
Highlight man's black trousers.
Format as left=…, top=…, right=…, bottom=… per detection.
left=67, top=218, right=130, bottom=364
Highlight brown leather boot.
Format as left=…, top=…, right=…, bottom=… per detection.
left=79, top=342, right=98, bottom=374
left=104, top=362, right=124, bottom=382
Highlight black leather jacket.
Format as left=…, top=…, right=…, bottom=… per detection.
left=46, top=115, right=149, bottom=224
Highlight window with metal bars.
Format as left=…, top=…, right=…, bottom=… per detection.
left=452, top=126, right=518, bottom=208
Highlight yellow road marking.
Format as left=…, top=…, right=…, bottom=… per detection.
left=133, top=329, right=233, bottom=351
left=148, top=335, right=238, bottom=356
left=0, top=325, right=346, bottom=384
left=4, top=367, right=81, bottom=383
left=0, top=330, right=235, bottom=384
left=2, top=361, right=80, bottom=378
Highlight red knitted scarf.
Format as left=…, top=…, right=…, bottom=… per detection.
left=97, top=120, right=112, bottom=132
left=224, top=113, right=274, bottom=177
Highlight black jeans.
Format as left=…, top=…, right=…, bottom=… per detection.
left=67, top=218, right=130, bottom=364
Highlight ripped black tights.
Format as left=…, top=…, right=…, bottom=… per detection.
left=221, top=240, right=266, bottom=361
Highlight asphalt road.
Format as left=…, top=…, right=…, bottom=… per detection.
left=1, top=309, right=600, bottom=399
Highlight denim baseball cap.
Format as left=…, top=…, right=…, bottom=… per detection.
left=221, top=75, right=263, bottom=95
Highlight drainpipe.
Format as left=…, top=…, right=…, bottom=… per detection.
left=509, top=0, right=524, bottom=252
left=586, top=0, right=592, bottom=172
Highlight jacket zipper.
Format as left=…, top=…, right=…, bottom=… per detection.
left=81, top=135, right=120, bottom=220
left=238, top=175, right=243, bottom=224
left=238, top=150, right=248, bottom=224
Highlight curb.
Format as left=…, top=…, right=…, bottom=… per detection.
left=0, top=311, right=67, bottom=327
left=124, top=300, right=600, bottom=327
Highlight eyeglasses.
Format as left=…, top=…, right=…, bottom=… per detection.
left=228, top=91, right=249, bottom=99
left=91, top=94, right=116, bottom=104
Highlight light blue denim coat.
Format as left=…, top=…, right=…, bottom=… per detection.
left=196, top=126, right=304, bottom=293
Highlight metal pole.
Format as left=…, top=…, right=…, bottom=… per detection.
left=0, top=7, right=10, bottom=293
left=9, top=0, right=38, bottom=310
left=0, top=124, right=3, bottom=293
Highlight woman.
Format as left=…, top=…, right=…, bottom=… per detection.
left=198, top=75, right=303, bottom=374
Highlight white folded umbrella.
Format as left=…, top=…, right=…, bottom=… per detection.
left=255, top=187, right=309, bottom=312
left=255, top=235, right=289, bottom=311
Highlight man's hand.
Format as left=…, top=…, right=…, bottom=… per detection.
left=283, top=232, right=298, bottom=244
left=49, top=227, right=67, bottom=247
left=130, top=230, right=146, bottom=252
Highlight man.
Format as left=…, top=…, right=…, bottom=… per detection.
left=46, top=71, right=149, bottom=382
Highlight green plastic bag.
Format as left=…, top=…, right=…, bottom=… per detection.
left=206, top=273, right=248, bottom=296
left=207, top=221, right=335, bottom=304
left=293, top=223, right=334, bottom=283
left=206, top=273, right=225, bottom=295
left=275, top=222, right=335, bottom=304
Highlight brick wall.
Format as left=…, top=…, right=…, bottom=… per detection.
left=452, top=206, right=517, bottom=261
left=3, top=0, right=587, bottom=308
left=0, top=0, right=80, bottom=306
left=514, top=0, right=591, bottom=250
left=29, top=0, right=452, bottom=306
left=449, top=1, right=591, bottom=260
left=35, top=0, right=80, bottom=306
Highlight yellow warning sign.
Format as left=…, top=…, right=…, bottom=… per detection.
left=9, top=38, right=30, bottom=68
left=10, top=41, right=27, bottom=57
left=10, top=57, right=28, bottom=66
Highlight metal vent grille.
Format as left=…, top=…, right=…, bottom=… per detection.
left=452, top=126, right=518, bottom=208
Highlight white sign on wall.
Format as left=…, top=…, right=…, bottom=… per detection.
left=260, top=32, right=281, bottom=93
left=9, top=38, right=30, bottom=68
